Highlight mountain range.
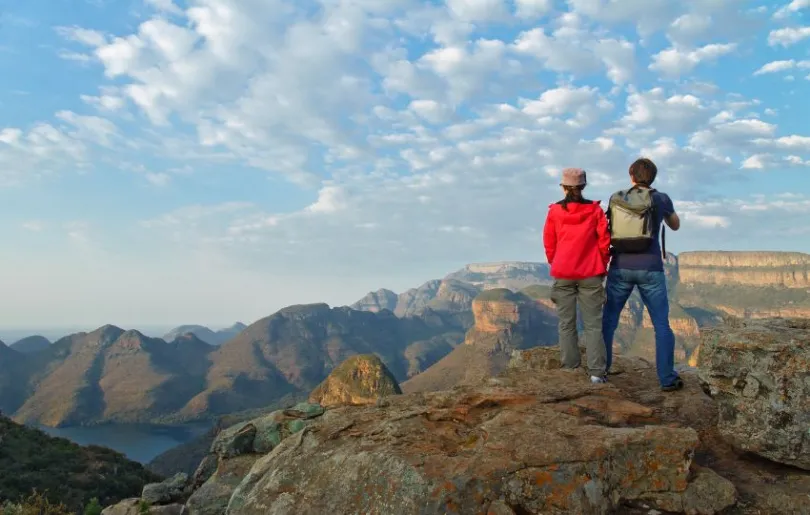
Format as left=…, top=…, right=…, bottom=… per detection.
left=162, top=322, right=248, bottom=346
left=0, top=306, right=467, bottom=427
left=1, top=253, right=808, bottom=428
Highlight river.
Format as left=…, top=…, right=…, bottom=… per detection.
left=39, top=423, right=212, bottom=464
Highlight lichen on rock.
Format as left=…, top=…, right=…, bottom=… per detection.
left=697, top=317, right=810, bottom=470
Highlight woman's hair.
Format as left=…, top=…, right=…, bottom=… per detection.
left=559, top=185, right=589, bottom=211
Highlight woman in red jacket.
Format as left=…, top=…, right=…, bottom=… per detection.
left=542, top=168, right=611, bottom=383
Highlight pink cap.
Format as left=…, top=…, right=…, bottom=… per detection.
left=561, top=167, right=586, bottom=186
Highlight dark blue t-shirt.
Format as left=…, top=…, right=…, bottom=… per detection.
left=610, top=190, right=674, bottom=272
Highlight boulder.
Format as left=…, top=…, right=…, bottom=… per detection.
left=142, top=473, right=189, bottom=505
left=186, top=456, right=257, bottom=515
left=185, top=403, right=327, bottom=515
left=309, top=354, right=401, bottom=407
left=210, top=403, right=325, bottom=459
left=697, top=318, right=810, bottom=469
left=100, top=498, right=140, bottom=515
left=226, top=348, right=734, bottom=515
left=635, top=466, right=736, bottom=515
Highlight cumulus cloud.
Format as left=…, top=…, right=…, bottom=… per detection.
left=1, top=0, right=809, bottom=324
left=649, top=43, right=737, bottom=77
left=774, top=0, right=810, bottom=19
left=768, top=26, right=810, bottom=46
left=753, top=60, right=804, bottom=75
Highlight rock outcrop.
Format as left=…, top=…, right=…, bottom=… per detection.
left=309, top=354, right=401, bottom=407
left=401, top=289, right=557, bottom=393
left=185, top=402, right=325, bottom=514
left=393, top=279, right=481, bottom=317
left=697, top=317, right=810, bottom=470
left=225, top=348, right=737, bottom=515
left=350, top=289, right=398, bottom=313
left=106, top=403, right=327, bottom=515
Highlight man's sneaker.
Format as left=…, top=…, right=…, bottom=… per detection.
left=661, top=377, right=684, bottom=392
left=590, top=375, right=608, bottom=384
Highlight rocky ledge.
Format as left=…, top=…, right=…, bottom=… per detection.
left=106, top=318, right=810, bottom=515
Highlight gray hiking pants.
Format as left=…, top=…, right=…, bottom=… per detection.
left=551, top=276, right=607, bottom=377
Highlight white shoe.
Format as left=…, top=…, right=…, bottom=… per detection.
left=590, top=375, right=607, bottom=384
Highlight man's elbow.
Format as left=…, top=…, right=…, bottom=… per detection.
left=665, top=213, right=681, bottom=231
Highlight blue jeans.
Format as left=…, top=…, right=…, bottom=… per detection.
left=602, top=268, right=679, bottom=387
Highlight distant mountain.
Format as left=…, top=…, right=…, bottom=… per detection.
left=351, top=261, right=551, bottom=315
left=10, top=335, right=51, bottom=353
left=163, top=322, right=247, bottom=346
left=444, top=261, right=552, bottom=289
left=12, top=327, right=217, bottom=427
left=177, top=304, right=466, bottom=419
left=0, top=341, right=28, bottom=415
left=2, top=307, right=465, bottom=427
left=0, top=412, right=160, bottom=512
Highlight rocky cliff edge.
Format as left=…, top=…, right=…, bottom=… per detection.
left=106, top=318, right=810, bottom=515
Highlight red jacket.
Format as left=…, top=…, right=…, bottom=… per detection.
left=543, top=201, right=610, bottom=280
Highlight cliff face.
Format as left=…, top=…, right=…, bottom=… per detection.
left=606, top=251, right=810, bottom=365
left=401, top=289, right=557, bottom=393
left=678, top=251, right=810, bottom=288
left=676, top=251, right=810, bottom=323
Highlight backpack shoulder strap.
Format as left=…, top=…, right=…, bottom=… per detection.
left=648, top=189, right=667, bottom=259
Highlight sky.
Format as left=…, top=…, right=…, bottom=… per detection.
left=0, top=0, right=809, bottom=329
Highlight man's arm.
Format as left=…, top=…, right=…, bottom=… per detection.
left=665, top=212, right=680, bottom=231
left=659, top=193, right=680, bottom=231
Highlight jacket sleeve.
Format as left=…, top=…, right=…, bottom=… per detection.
left=543, top=208, right=556, bottom=264
left=596, top=208, right=611, bottom=267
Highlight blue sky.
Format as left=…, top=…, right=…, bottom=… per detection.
left=1, top=0, right=809, bottom=329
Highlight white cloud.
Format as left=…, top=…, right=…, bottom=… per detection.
left=145, top=172, right=171, bottom=186
left=753, top=60, right=802, bottom=75
left=650, top=43, right=737, bottom=77
left=768, top=26, right=810, bottom=46
left=512, top=27, right=636, bottom=85
left=446, top=0, right=508, bottom=22
left=3, top=0, right=810, bottom=325
left=21, top=221, right=44, bottom=232
left=514, top=0, right=552, bottom=18
left=741, top=154, right=770, bottom=169
left=144, top=0, right=184, bottom=15
left=774, top=0, right=810, bottom=19
left=620, top=88, right=708, bottom=132
left=754, top=135, right=810, bottom=151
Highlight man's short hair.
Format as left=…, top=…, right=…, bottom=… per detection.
left=629, top=158, right=657, bottom=186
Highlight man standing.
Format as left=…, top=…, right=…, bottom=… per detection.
left=602, top=158, right=683, bottom=391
